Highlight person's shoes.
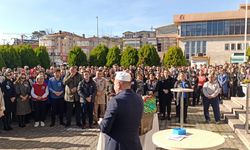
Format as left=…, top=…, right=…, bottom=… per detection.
left=65, top=123, right=71, bottom=128
left=89, top=125, right=93, bottom=129
left=40, top=121, right=45, bottom=127
left=4, top=126, right=13, bottom=131
left=50, top=123, right=55, bottom=127
left=205, top=120, right=210, bottom=124
left=82, top=124, right=86, bottom=129
left=93, top=121, right=98, bottom=125
left=34, top=122, right=39, bottom=127
left=60, top=122, right=65, bottom=126
left=215, top=121, right=221, bottom=124
left=77, top=123, right=82, bottom=128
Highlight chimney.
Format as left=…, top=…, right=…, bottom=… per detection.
left=82, top=34, right=85, bottom=38
left=59, top=30, right=62, bottom=34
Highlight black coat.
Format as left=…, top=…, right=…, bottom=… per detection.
left=1, top=79, right=16, bottom=112
left=100, top=89, right=143, bottom=150
left=158, top=76, right=174, bottom=100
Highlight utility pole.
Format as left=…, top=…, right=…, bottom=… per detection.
left=244, top=0, right=248, bottom=62
left=96, top=16, right=99, bottom=45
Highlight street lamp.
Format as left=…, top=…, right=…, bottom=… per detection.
left=96, top=16, right=99, bottom=45
left=244, top=0, right=248, bottom=62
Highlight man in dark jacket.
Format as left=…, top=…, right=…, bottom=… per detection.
left=78, top=70, right=97, bottom=128
left=1, top=71, right=16, bottom=130
left=99, top=71, right=143, bottom=150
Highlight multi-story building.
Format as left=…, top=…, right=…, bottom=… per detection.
left=174, top=4, right=250, bottom=65
left=39, top=31, right=122, bottom=64
left=13, top=38, right=39, bottom=49
left=155, top=24, right=178, bottom=59
left=122, top=31, right=157, bottom=49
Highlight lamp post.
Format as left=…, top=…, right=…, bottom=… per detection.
left=244, top=0, right=248, bottom=62
left=96, top=16, right=99, bottom=45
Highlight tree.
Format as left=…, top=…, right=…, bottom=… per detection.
left=15, top=45, right=40, bottom=67
left=163, top=46, right=186, bottom=67
left=35, top=46, right=50, bottom=69
left=67, top=46, right=88, bottom=66
left=31, top=30, right=47, bottom=40
left=0, top=52, right=6, bottom=68
left=89, top=44, right=109, bottom=66
left=0, top=45, right=21, bottom=68
left=120, top=46, right=138, bottom=67
left=138, top=44, right=160, bottom=66
left=106, top=46, right=121, bottom=67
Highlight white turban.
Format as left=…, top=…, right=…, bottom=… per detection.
left=115, top=71, right=131, bottom=82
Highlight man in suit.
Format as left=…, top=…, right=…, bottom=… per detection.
left=99, top=71, right=144, bottom=150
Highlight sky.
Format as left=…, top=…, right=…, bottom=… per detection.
left=0, top=0, right=247, bottom=43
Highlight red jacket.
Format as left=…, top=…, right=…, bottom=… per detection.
left=198, top=76, right=207, bottom=87
left=32, top=82, right=48, bottom=101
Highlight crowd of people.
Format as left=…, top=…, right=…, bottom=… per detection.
left=0, top=62, right=249, bottom=131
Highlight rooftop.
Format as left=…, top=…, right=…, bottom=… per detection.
left=174, top=4, right=250, bottom=23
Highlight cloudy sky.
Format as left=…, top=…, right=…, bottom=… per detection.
left=0, top=0, right=247, bottom=43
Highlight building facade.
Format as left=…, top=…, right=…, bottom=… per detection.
left=122, top=31, right=157, bottom=49
left=39, top=31, right=122, bottom=65
left=174, top=4, right=250, bottom=65
left=155, top=24, right=178, bottom=59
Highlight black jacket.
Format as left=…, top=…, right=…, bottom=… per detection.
left=77, top=79, right=97, bottom=103
left=1, top=78, right=16, bottom=112
left=158, top=76, right=174, bottom=100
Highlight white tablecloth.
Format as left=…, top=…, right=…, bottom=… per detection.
left=97, top=114, right=159, bottom=150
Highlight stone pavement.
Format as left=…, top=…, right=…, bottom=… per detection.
left=0, top=103, right=248, bottom=150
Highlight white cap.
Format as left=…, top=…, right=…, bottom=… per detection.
left=115, top=71, right=131, bottom=82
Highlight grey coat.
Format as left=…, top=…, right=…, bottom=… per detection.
left=15, top=81, right=31, bottom=115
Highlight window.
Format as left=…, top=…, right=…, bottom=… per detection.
left=180, top=19, right=250, bottom=37
left=207, top=22, right=213, bottom=35
left=218, top=21, right=224, bottom=35
left=229, top=20, right=235, bottom=35
left=202, top=41, right=207, bottom=55
left=231, top=43, right=236, bottom=50
left=185, top=42, right=190, bottom=59
left=212, top=21, right=218, bottom=35
left=196, top=23, right=202, bottom=36
left=237, top=43, right=242, bottom=50
left=191, top=41, right=196, bottom=55
left=224, top=20, right=230, bottom=35
left=197, top=41, right=201, bottom=53
left=235, top=20, right=241, bottom=34
left=181, top=23, right=186, bottom=36
left=225, top=44, right=230, bottom=50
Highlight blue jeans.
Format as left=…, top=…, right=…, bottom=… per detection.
left=203, top=97, right=221, bottom=122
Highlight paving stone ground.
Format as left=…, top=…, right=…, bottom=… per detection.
left=0, top=103, right=248, bottom=150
